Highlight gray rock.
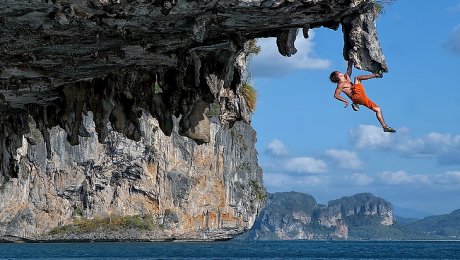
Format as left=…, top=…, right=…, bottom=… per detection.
left=0, top=0, right=387, bottom=241
left=181, top=99, right=211, bottom=144
left=0, top=112, right=266, bottom=241
left=342, top=11, right=389, bottom=73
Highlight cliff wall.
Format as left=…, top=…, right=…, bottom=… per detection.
left=1, top=112, right=265, bottom=241
left=0, top=0, right=387, bottom=241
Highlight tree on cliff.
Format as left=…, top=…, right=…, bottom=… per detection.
left=375, top=0, right=397, bottom=18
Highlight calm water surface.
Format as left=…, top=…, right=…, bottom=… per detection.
left=0, top=241, right=459, bottom=259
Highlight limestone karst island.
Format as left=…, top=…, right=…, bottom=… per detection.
left=0, top=0, right=387, bottom=242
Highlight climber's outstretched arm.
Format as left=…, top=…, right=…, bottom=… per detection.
left=346, top=60, right=353, bottom=78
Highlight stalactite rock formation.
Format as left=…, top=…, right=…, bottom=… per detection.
left=0, top=0, right=387, bottom=241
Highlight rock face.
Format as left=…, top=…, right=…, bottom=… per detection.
left=1, top=113, right=265, bottom=241
left=238, top=192, right=393, bottom=240
left=0, top=0, right=388, bottom=241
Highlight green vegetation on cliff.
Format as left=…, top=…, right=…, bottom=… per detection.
left=375, top=0, right=397, bottom=18
left=49, top=215, right=155, bottom=235
left=328, top=193, right=392, bottom=212
left=267, top=192, right=318, bottom=215
left=241, top=83, right=258, bottom=114
left=346, top=214, right=430, bottom=240
left=241, top=39, right=260, bottom=114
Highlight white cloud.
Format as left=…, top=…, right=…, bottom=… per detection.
left=448, top=4, right=460, bottom=13
left=264, top=172, right=329, bottom=189
left=350, top=125, right=460, bottom=165
left=376, top=171, right=431, bottom=186
left=262, top=141, right=327, bottom=175
left=339, top=170, right=460, bottom=188
left=377, top=171, right=415, bottom=185
left=324, top=149, right=363, bottom=170
left=444, top=24, right=460, bottom=55
left=266, top=139, right=289, bottom=157
left=284, top=157, right=328, bottom=174
left=348, top=173, right=374, bottom=186
left=433, top=171, right=460, bottom=185
left=251, top=30, right=331, bottom=78
left=349, top=125, right=394, bottom=150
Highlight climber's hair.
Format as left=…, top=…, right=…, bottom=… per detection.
left=329, top=71, right=340, bottom=83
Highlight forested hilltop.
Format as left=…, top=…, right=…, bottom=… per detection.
left=235, top=192, right=460, bottom=241
left=405, top=210, right=460, bottom=239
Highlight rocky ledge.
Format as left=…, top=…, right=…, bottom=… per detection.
left=0, top=0, right=387, bottom=241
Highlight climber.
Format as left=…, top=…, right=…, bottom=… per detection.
left=329, top=60, right=396, bottom=133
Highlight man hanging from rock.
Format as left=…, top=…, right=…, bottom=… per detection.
left=330, top=60, right=396, bottom=133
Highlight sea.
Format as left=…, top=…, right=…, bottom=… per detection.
left=0, top=240, right=459, bottom=260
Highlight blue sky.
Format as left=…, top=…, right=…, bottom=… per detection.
left=250, top=1, right=460, bottom=215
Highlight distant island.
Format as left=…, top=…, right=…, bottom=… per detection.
left=234, top=192, right=460, bottom=241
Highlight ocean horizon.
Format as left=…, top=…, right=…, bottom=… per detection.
left=0, top=240, right=459, bottom=259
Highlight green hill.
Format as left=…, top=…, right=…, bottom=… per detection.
left=406, top=209, right=460, bottom=239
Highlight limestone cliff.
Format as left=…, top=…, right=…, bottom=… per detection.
left=1, top=113, right=265, bottom=241
left=0, top=0, right=387, bottom=241
left=237, top=192, right=394, bottom=240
